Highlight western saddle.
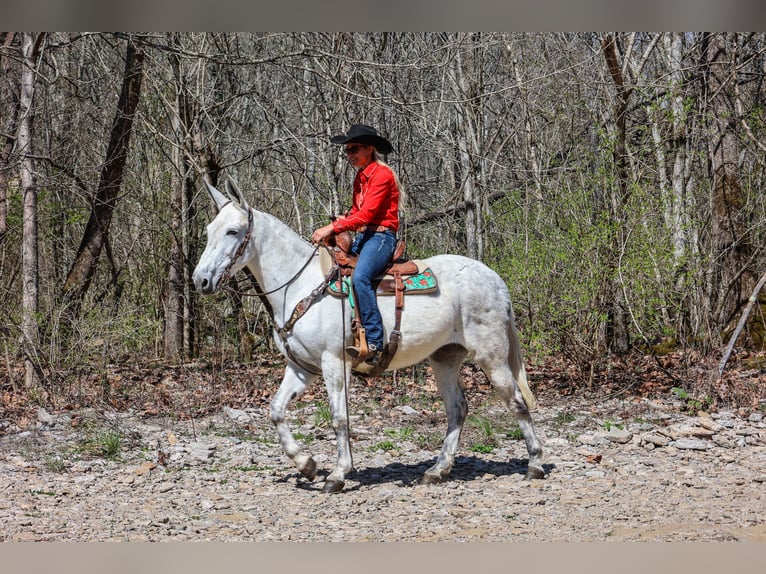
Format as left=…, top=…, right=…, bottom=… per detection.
left=321, top=231, right=422, bottom=376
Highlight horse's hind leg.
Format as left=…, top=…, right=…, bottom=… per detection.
left=477, top=358, right=545, bottom=479
left=269, top=365, right=320, bottom=481
left=422, top=344, right=469, bottom=484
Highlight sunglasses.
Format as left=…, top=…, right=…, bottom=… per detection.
left=344, top=144, right=368, bottom=155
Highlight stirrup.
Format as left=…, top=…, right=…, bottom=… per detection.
left=345, top=345, right=363, bottom=359
left=345, top=343, right=379, bottom=362
left=364, top=349, right=384, bottom=366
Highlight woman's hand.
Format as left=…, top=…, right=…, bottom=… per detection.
left=311, top=223, right=335, bottom=245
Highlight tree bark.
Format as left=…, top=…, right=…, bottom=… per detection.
left=18, top=33, right=45, bottom=388
left=0, top=32, right=20, bottom=242
left=718, top=269, right=766, bottom=376
left=601, top=34, right=631, bottom=354
left=703, top=32, right=756, bottom=342
left=164, top=35, right=190, bottom=359
left=61, top=36, right=145, bottom=316
left=453, top=33, right=484, bottom=261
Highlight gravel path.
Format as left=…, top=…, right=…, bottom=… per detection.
left=1, top=392, right=764, bottom=541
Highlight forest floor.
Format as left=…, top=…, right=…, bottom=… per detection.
left=0, top=349, right=764, bottom=541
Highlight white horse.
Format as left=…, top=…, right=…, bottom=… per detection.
left=192, top=178, right=545, bottom=492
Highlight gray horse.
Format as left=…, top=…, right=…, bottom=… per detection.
left=193, top=178, right=545, bottom=492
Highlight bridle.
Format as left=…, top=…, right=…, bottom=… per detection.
left=216, top=203, right=337, bottom=376
left=218, top=203, right=253, bottom=288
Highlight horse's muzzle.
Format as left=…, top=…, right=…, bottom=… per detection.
left=192, top=270, right=217, bottom=295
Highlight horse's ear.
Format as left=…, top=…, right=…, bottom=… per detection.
left=225, top=176, right=250, bottom=212
left=203, top=179, right=230, bottom=212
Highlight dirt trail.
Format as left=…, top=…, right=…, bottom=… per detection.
left=1, top=389, right=764, bottom=542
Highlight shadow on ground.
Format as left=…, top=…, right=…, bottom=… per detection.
left=287, top=457, right=556, bottom=492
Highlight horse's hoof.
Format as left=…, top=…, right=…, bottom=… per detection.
left=524, top=466, right=545, bottom=480
left=322, top=479, right=345, bottom=493
left=299, top=457, right=317, bottom=481
left=419, top=472, right=444, bottom=485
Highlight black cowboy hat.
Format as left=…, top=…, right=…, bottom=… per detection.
left=330, top=124, right=393, bottom=154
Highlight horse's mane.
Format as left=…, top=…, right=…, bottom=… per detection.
left=254, top=208, right=315, bottom=253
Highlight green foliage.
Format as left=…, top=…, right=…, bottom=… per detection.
left=313, top=402, right=332, bottom=428
left=78, top=426, right=124, bottom=460
left=371, top=440, right=396, bottom=452
left=44, top=454, right=68, bottom=473
left=487, top=171, right=706, bottom=368
left=467, top=414, right=497, bottom=443
left=552, top=411, right=577, bottom=428
left=671, top=387, right=712, bottom=412
left=488, top=186, right=616, bottom=360
left=469, top=443, right=495, bottom=454
left=414, top=431, right=443, bottom=451
left=293, top=432, right=315, bottom=445
left=384, top=426, right=414, bottom=441
left=601, top=419, right=624, bottom=431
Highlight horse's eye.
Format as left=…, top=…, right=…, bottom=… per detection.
left=226, top=229, right=239, bottom=236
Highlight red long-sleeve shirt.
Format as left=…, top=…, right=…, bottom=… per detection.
left=331, top=162, right=400, bottom=234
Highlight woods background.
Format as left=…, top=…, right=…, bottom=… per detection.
left=1, top=32, right=764, bottom=404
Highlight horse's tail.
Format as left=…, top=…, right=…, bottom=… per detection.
left=507, top=304, right=537, bottom=412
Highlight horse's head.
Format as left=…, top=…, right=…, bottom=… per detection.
left=192, top=177, right=253, bottom=295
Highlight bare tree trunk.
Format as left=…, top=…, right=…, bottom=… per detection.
left=703, top=33, right=756, bottom=343
left=18, top=33, right=45, bottom=388
left=512, top=56, right=543, bottom=202
left=718, top=269, right=766, bottom=375
left=164, top=36, right=189, bottom=359
left=601, top=33, right=631, bottom=354
left=666, top=33, right=690, bottom=267
left=0, top=32, right=20, bottom=242
left=453, top=33, right=484, bottom=261
left=61, top=36, right=145, bottom=316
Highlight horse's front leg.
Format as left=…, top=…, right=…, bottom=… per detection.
left=269, top=364, right=320, bottom=481
left=320, top=352, right=354, bottom=493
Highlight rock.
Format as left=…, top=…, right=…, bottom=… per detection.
left=712, top=435, right=737, bottom=449
left=672, top=439, right=710, bottom=451
left=662, top=423, right=705, bottom=440
left=577, top=432, right=608, bottom=446
left=606, top=428, right=633, bottom=444
left=189, top=443, right=216, bottom=463
left=134, top=461, right=157, bottom=475
left=642, top=433, right=670, bottom=447
left=584, top=470, right=606, bottom=478
left=37, top=407, right=56, bottom=426
left=697, top=417, right=723, bottom=432
left=394, top=405, right=419, bottom=417
left=223, top=407, right=251, bottom=425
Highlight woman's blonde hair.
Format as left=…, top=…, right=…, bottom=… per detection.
left=372, top=150, right=406, bottom=210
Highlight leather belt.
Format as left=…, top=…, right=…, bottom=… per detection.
left=358, top=224, right=394, bottom=234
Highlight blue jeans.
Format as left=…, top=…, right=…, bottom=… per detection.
left=351, top=230, right=397, bottom=350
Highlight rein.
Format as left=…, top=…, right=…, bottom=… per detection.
left=221, top=205, right=319, bottom=298
left=225, top=246, right=320, bottom=298
left=219, top=207, right=334, bottom=376
left=273, top=261, right=338, bottom=377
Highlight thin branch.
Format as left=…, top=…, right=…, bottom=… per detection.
left=718, top=269, right=766, bottom=376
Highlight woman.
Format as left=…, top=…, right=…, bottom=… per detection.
left=312, top=124, right=401, bottom=366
